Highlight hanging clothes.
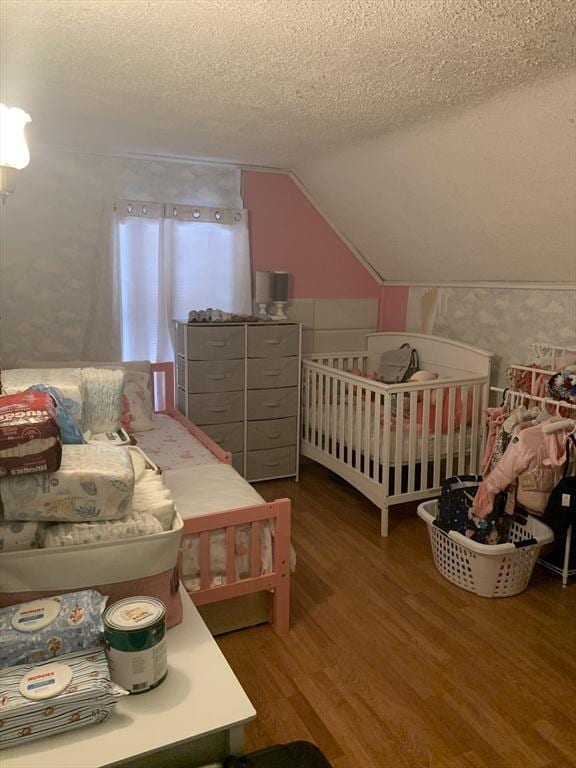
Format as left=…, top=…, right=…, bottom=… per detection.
left=472, top=421, right=574, bottom=518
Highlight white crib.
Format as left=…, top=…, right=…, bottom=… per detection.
left=301, top=333, right=493, bottom=536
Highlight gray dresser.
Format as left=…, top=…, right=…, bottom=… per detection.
left=175, top=321, right=301, bottom=482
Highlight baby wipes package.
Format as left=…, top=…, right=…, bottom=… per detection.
left=0, top=648, right=127, bottom=749
left=0, top=590, right=107, bottom=668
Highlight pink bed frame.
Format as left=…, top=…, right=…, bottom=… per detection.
left=150, top=362, right=292, bottom=633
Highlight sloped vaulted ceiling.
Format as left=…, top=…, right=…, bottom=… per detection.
left=2, top=0, right=575, bottom=281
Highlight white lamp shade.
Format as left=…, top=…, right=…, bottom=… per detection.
left=0, top=104, right=31, bottom=170
left=255, top=271, right=271, bottom=303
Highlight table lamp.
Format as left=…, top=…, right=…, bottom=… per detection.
left=270, top=271, right=290, bottom=320
left=255, top=271, right=271, bottom=318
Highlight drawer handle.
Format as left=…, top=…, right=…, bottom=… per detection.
left=206, top=341, right=227, bottom=347
left=207, top=374, right=227, bottom=380
left=263, top=461, right=281, bottom=468
left=263, top=402, right=280, bottom=408
left=209, top=406, right=230, bottom=413
left=268, top=432, right=282, bottom=439
left=264, top=370, right=281, bottom=376
left=264, top=339, right=281, bottom=345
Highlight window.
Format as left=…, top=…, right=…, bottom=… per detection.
left=114, top=203, right=251, bottom=362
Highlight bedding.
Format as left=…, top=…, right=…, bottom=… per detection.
left=133, top=414, right=220, bottom=470
left=0, top=445, right=134, bottom=522
left=316, top=399, right=475, bottom=463
left=163, top=464, right=274, bottom=591
left=121, top=369, right=155, bottom=432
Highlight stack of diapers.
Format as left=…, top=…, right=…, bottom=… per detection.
left=0, top=445, right=135, bottom=522
left=0, top=391, right=62, bottom=477
left=129, top=447, right=176, bottom=532
left=0, top=446, right=176, bottom=551
left=1, top=369, right=84, bottom=425
left=0, top=519, right=47, bottom=553
left=0, top=591, right=127, bottom=750
left=81, top=367, right=125, bottom=434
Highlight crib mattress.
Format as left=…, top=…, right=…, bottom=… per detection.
left=133, top=413, right=220, bottom=470
left=314, top=405, right=474, bottom=464
left=162, top=464, right=274, bottom=592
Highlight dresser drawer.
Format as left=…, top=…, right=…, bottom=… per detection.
left=177, top=324, right=245, bottom=360
left=247, top=387, right=298, bottom=421
left=185, top=391, right=245, bottom=425
left=231, top=452, right=245, bottom=475
left=247, top=325, right=299, bottom=358
left=247, top=417, right=297, bottom=451
left=177, top=357, right=245, bottom=393
left=247, top=357, right=299, bottom=390
left=247, top=447, right=296, bottom=481
left=200, top=422, right=244, bottom=453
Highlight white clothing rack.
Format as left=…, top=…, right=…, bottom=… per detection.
left=490, top=385, right=575, bottom=587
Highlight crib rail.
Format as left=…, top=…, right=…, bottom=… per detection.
left=179, top=499, right=291, bottom=632
left=305, top=351, right=370, bottom=372
left=301, top=359, right=488, bottom=534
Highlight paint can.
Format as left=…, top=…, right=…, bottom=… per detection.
left=103, top=597, right=167, bottom=694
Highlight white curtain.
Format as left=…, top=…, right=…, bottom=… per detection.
left=112, top=202, right=251, bottom=363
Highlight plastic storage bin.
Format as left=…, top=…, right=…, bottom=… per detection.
left=417, top=500, right=554, bottom=598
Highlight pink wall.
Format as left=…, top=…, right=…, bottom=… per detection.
left=378, top=285, right=409, bottom=331
left=242, top=170, right=380, bottom=299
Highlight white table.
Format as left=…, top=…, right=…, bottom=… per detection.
left=2, top=587, right=256, bottom=767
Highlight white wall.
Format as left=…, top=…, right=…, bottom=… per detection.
left=294, top=72, right=576, bottom=282
left=0, top=150, right=241, bottom=366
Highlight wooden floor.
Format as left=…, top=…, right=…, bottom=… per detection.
left=217, top=462, right=576, bottom=768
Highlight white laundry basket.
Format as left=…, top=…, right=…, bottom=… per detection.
left=417, top=500, right=554, bottom=598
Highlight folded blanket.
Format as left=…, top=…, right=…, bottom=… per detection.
left=43, top=513, right=162, bottom=547
left=0, top=649, right=126, bottom=750
left=81, top=367, right=125, bottom=433
left=0, top=445, right=134, bottom=522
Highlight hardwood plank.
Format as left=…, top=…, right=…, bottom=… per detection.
left=217, top=463, right=576, bottom=767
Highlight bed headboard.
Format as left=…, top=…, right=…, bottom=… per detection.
left=365, top=333, right=492, bottom=380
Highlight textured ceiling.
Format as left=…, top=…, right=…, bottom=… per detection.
left=1, top=0, right=574, bottom=167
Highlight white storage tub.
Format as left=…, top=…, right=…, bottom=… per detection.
left=0, top=512, right=184, bottom=626
left=417, top=500, right=554, bottom=598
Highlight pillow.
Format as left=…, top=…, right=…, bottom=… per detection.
left=121, top=370, right=155, bottom=433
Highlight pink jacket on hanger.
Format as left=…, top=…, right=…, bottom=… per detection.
left=473, top=422, right=572, bottom=518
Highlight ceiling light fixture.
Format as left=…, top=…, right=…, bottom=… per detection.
left=0, top=103, right=32, bottom=199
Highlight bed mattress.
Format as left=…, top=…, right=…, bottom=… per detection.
left=133, top=414, right=220, bottom=470
left=163, top=463, right=275, bottom=592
